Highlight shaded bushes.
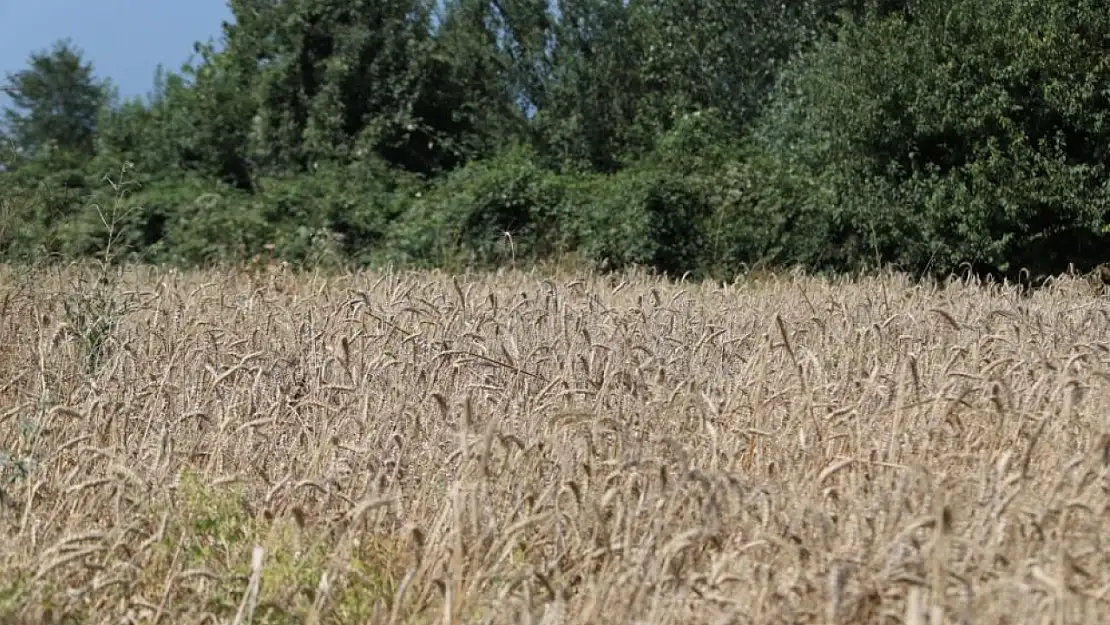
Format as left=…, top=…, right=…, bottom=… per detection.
left=7, top=0, right=1110, bottom=281
left=745, top=0, right=1110, bottom=278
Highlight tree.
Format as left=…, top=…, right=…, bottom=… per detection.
left=535, top=0, right=647, bottom=172
left=2, top=39, right=109, bottom=159
left=217, top=0, right=484, bottom=176
left=431, top=0, right=538, bottom=157
left=747, top=0, right=1110, bottom=277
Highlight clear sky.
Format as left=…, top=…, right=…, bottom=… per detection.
left=0, top=0, right=233, bottom=104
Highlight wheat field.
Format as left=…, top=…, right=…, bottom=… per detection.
left=2, top=263, right=1110, bottom=624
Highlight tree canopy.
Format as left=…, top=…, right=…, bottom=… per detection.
left=3, top=0, right=1109, bottom=281
left=2, top=39, right=108, bottom=159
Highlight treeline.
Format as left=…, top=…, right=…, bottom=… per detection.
left=2, top=0, right=1110, bottom=280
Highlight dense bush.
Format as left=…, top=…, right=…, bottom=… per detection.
left=381, top=147, right=574, bottom=269
left=0, top=149, right=101, bottom=262
left=571, top=165, right=710, bottom=277
left=5, top=0, right=1110, bottom=280
left=749, top=0, right=1110, bottom=278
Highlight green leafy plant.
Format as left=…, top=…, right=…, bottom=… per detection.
left=55, top=161, right=141, bottom=374
left=749, top=0, right=1110, bottom=278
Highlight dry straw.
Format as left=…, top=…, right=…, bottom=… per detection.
left=1, top=263, right=1110, bottom=624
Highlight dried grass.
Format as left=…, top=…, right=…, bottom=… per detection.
left=2, top=263, right=1110, bottom=624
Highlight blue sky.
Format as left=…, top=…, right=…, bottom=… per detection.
left=1, top=0, right=232, bottom=104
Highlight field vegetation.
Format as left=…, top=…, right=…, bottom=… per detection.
left=5, top=0, right=1110, bottom=281
left=3, top=264, right=1110, bottom=624
left=5, top=0, right=1110, bottom=621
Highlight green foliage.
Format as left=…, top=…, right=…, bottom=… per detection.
left=1, top=39, right=108, bottom=158
left=57, top=264, right=138, bottom=375
left=0, top=148, right=98, bottom=261
left=245, top=160, right=420, bottom=268
left=225, top=0, right=486, bottom=176
left=573, top=164, right=711, bottom=277
left=148, top=180, right=269, bottom=266
left=383, top=146, right=571, bottom=269
left=529, top=0, right=647, bottom=172
left=126, top=48, right=256, bottom=190
left=6, top=0, right=1110, bottom=281
left=583, top=108, right=746, bottom=279
left=751, top=0, right=1110, bottom=277
left=629, top=0, right=821, bottom=137
left=431, top=1, right=532, bottom=159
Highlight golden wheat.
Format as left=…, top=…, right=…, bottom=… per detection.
left=1, top=263, right=1109, bottom=624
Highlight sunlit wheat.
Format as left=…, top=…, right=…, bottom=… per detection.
left=1, top=264, right=1109, bottom=624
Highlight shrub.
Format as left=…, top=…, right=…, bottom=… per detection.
left=750, top=0, right=1110, bottom=277
left=0, top=149, right=97, bottom=262
left=154, top=179, right=268, bottom=266
left=572, top=163, right=712, bottom=277
left=381, top=146, right=574, bottom=269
